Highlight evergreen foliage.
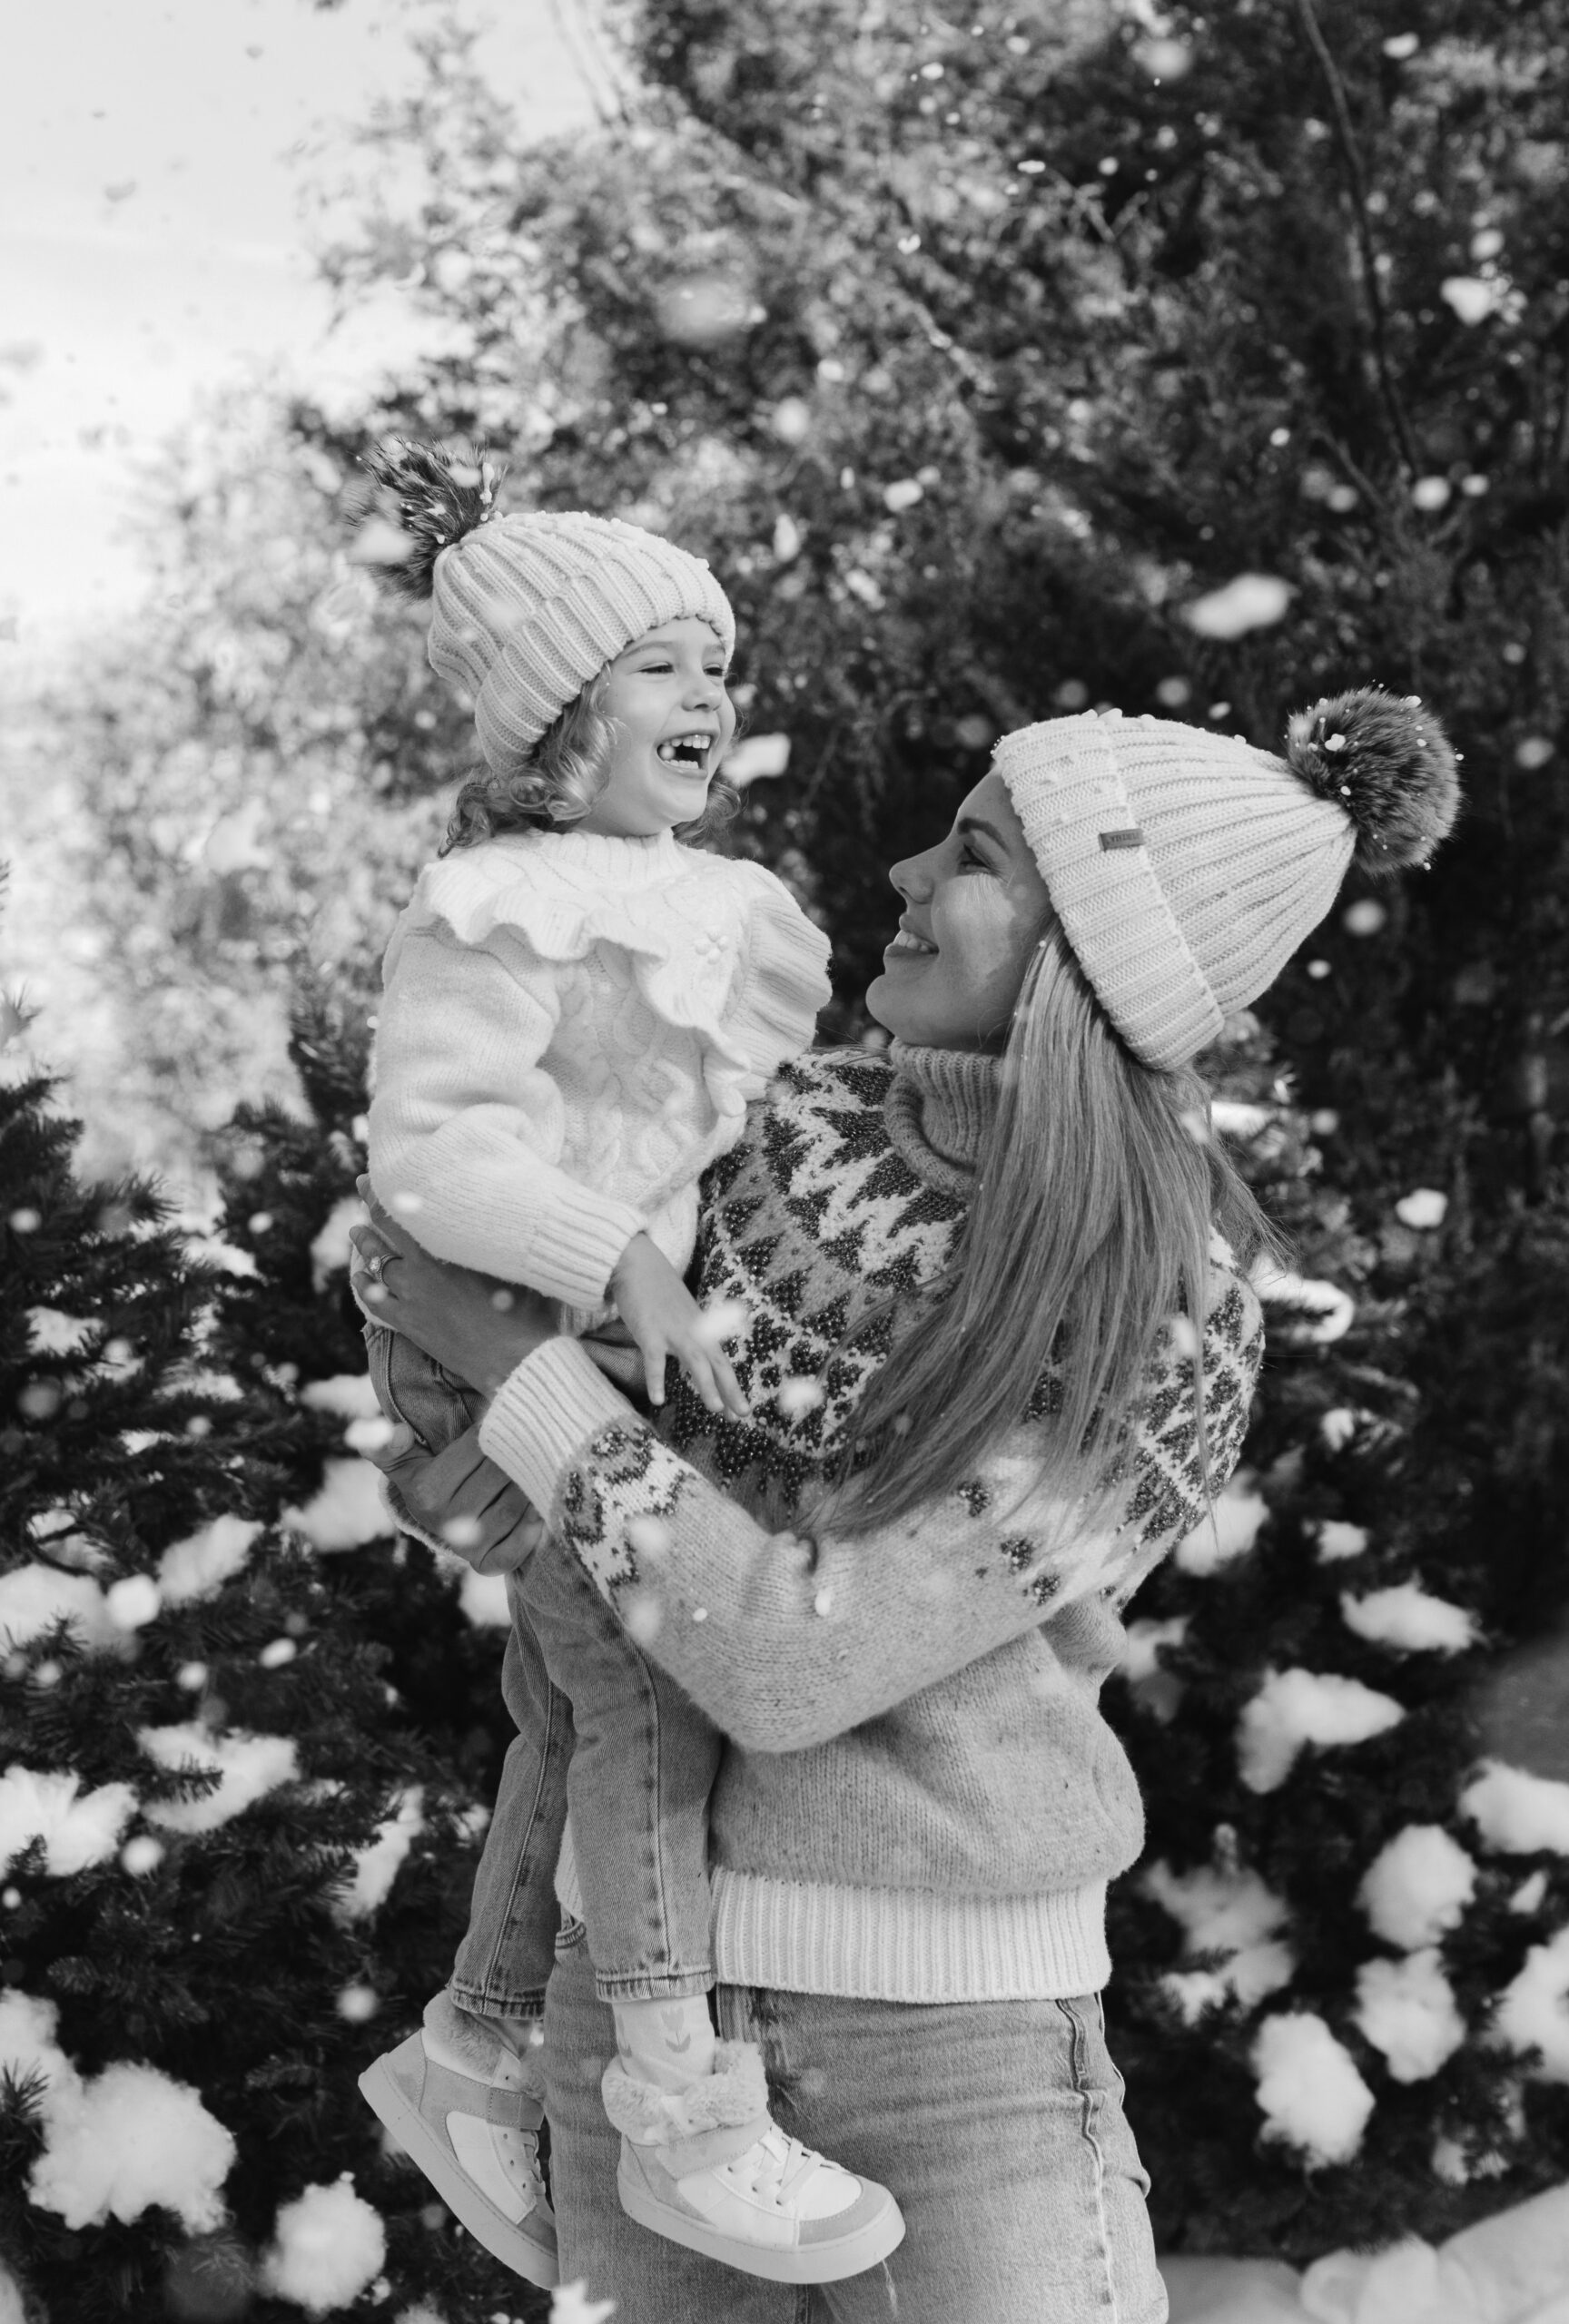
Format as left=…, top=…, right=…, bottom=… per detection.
left=0, top=997, right=541, bottom=2321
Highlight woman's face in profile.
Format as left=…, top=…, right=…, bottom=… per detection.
left=865, top=770, right=1051, bottom=1053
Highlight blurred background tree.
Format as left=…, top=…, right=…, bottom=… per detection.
left=5, top=0, right=1569, bottom=2307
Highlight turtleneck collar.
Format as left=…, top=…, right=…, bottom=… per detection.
left=495, top=824, right=684, bottom=887
left=883, top=1039, right=1002, bottom=1196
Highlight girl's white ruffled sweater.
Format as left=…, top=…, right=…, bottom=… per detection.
left=368, top=828, right=832, bottom=1308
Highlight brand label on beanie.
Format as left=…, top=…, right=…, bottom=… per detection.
left=1099, top=827, right=1146, bottom=851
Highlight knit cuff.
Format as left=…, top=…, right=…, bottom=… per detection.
left=478, top=1337, right=635, bottom=1517
left=521, top=1187, right=647, bottom=1310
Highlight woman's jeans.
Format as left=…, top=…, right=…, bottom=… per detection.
left=544, top=1921, right=1169, bottom=2324
left=366, top=1325, right=720, bottom=2007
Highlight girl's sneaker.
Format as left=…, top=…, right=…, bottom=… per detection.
left=359, top=1999, right=558, bottom=2288
left=602, top=2040, right=903, bottom=2285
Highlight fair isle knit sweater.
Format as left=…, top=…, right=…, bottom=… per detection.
left=480, top=1043, right=1265, bottom=2003
left=368, top=828, right=831, bottom=1310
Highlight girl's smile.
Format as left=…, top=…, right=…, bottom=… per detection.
left=581, top=618, right=735, bottom=837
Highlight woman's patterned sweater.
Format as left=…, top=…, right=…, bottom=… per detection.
left=481, top=1042, right=1265, bottom=2002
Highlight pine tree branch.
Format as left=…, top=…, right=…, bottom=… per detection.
left=1289, top=0, right=1419, bottom=481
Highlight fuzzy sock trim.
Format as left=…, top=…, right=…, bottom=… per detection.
left=601, top=2038, right=768, bottom=2145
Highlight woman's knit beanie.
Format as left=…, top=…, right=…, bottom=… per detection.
left=993, top=694, right=1460, bottom=1070
left=358, top=438, right=735, bottom=773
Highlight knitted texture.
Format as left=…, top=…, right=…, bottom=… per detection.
left=994, top=709, right=1358, bottom=1068
left=479, top=1047, right=1265, bottom=2002
left=368, top=828, right=831, bottom=1311
left=427, top=510, right=735, bottom=773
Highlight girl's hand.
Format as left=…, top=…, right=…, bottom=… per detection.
left=610, top=1232, right=748, bottom=1420
left=349, top=1177, right=556, bottom=1397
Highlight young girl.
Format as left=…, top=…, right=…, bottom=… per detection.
left=351, top=441, right=902, bottom=2290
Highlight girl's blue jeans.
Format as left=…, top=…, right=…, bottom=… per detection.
left=365, top=1324, right=720, bottom=2008
left=543, top=1918, right=1169, bottom=2323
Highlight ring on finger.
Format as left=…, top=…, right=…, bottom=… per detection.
left=364, top=1252, right=388, bottom=1285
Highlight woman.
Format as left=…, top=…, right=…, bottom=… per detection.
left=350, top=693, right=1457, bottom=2320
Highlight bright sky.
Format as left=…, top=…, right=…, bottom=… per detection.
left=1, top=0, right=600, bottom=660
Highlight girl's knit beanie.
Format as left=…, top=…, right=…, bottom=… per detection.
left=359, top=439, right=735, bottom=773
left=993, top=694, right=1460, bottom=1070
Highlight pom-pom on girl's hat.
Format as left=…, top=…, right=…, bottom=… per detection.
left=359, top=438, right=735, bottom=773
left=993, top=689, right=1460, bottom=1070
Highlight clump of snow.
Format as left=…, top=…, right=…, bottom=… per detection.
left=1395, top=1187, right=1448, bottom=1230
left=1318, top=1408, right=1365, bottom=1453
left=457, top=1569, right=510, bottom=1627
left=1511, top=1871, right=1549, bottom=1916
left=138, top=1724, right=298, bottom=1834
left=725, top=734, right=793, bottom=787
left=1462, top=1760, right=1569, bottom=1856
left=1176, top=1474, right=1268, bottom=1575
left=551, top=2283, right=618, bottom=2324
left=1251, top=2012, right=1375, bottom=2165
left=1183, top=572, right=1293, bottom=639
left=1353, top=1949, right=1465, bottom=2082
left=310, top=1197, right=364, bottom=1293
left=27, top=1308, right=95, bottom=1355
left=1249, top=1257, right=1354, bottom=1344
left=1340, top=1581, right=1479, bottom=1655
left=1357, top=1826, right=1477, bottom=1949
left=0, top=2259, right=25, bottom=2324
left=1210, top=1099, right=1272, bottom=1141
left=333, top=1788, right=425, bottom=1923
left=300, top=1373, right=382, bottom=1421
left=263, top=2175, right=387, bottom=2312
left=0, top=1767, right=138, bottom=1876
left=30, top=2061, right=236, bottom=2231
left=1144, top=1852, right=1295, bottom=2023
left=1494, top=1927, right=1569, bottom=2081
left=1237, top=1669, right=1405, bottom=1793
left=105, top=1574, right=162, bottom=1632
left=284, top=1458, right=390, bottom=1551
left=1119, top=1617, right=1188, bottom=1719
left=0, top=1564, right=117, bottom=1652
left=158, top=1514, right=262, bottom=1606
left=0, top=1989, right=75, bottom=2095
left=1313, top=1520, right=1369, bottom=1563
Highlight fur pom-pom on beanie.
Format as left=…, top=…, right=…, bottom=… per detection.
left=993, top=690, right=1460, bottom=1071
left=357, top=438, right=735, bottom=773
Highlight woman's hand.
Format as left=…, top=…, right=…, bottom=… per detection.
left=349, top=1177, right=556, bottom=1398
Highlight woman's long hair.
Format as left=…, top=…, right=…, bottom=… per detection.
left=440, top=669, right=737, bottom=853
left=823, top=921, right=1277, bottom=1539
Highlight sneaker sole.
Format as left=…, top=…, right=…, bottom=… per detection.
left=359, top=2056, right=560, bottom=2289
left=617, top=2161, right=905, bottom=2285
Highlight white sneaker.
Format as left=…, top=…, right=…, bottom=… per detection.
left=359, top=2015, right=558, bottom=2287
left=603, top=2041, right=903, bottom=2285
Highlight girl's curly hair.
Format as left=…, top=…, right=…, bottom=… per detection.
left=440, top=670, right=737, bottom=854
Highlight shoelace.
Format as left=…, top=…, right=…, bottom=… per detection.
left=738, top=2126, right=826, bottom=2211
left=494, top=2122, right=546, bottom=2198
